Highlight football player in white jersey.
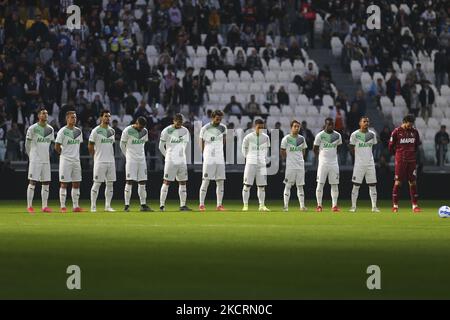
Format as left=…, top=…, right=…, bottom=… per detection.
left=55, top=111, right=84, bottom=213
left=199, top=110, right=227, bottom=211
left=159, top=113, right=192, bottom=211
left=88, top=110, right=116, bottom=212
left=313, top=118, right=342, bottom=212
left=349, top=116, right=379, bottom=212
left=242, top=119, right=271, bottom=212
left=280, top=120, right=308, bottom=212
left=25, top=108, right=55, bottom=214
left=120, top=116, right=153, bottom=212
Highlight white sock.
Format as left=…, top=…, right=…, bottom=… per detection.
left=124, top=184, right=132, bottom=206
left=27, top=184, right=35, bottom=208
left=179, top=184, right=187, bottom=207
left=297, top=185, right=305, bottom=208
left=369, top=185, right=378, bottom=208
left=138, top=184, right=147, bottom=205
left=331, top=184, right=339, bottom=207
left=199, top=179, right=210, bottom=206
left=41, top=184, right=49, bottom=209
left=160, top=183, right=169, bottom=207
left=257, top=186, right=266, bottom=206
left=242, top=185, right=250, bottom=205
left=91, top=182, right=101, bottom=209
left=351, top=185, right=360, bottom=208
left=71, top=188, right=80, bottom=208
left=216, top=180, right=224, bottom=207
left=283, top=184, right=292, bottom=208
left=59, top=187, right=67, bottom=208
left=105, top=182, right=114, bottom=208
left=316, top=183, right=324, bottom=206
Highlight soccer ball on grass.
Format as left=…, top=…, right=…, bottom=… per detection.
left=438, top=206, right=450, bottom=218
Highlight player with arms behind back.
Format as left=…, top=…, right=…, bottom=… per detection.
left=55, top=111, right=84, bottom=213
left=88, top=110, right=116, bottom=212
left=25, top=107, right=55, bottom=213
left=313, top=118, right=342, bottom=212
left=389, top=114, right=422, bottom=213
left=159, top=113, right=192, bottom=212
left=241, top=119, right=271, bottom=212
left=199, top=110, right=227, bottom=211
left=120, top=116, right=153, bottom=212
left=280, top=120, right=308, bottom=211
left=349, top=116, right=379, bottom=212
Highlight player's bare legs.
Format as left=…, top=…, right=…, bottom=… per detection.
left=59, top=182, right=68, bottom=213
left=178, top=181, right=191, bottom=211
left=27, top=180, right=37, bottom=213
left=159, top=180, right=170, bottom=211
left=72, top=181, right=83, bottom=212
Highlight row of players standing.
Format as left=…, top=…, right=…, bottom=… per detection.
left=24, top=108, right=422, bottom=213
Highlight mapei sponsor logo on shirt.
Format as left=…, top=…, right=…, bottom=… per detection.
left=289, top=146, right=302, bottom=152
left=358, top=142, right=373, bottom=148
left=131, top=138, right=146, bottom=144
left=37, top=137, right=52, bottom=143
left=101, top=138, right=114, bottom=144
left=67, top=139, right=80, bottom=145
left=322, top=142, right=336, bottom=148
left=170, top=136, right=185, bottom=143
left=399, top=138, right=415, bottom=144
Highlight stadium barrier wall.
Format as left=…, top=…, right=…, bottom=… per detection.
left=0, top=168, right=448, bottom=201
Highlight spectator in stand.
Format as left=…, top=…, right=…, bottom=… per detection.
left=362, top=50, right=379, bottom=76
left=226, top=24, right=241, bottom=49
left=164, top=77, right=183, bottom=113
left=386, top=71, right=402, bottom=102
left=264, top=84, right=278, bottom=108
left=369, top=78, right=386, bottom=109
left=346, top=102, right=360, bottom=134
left=407, top=62, right=427, bottom=84
left=419, top=81, right=435, bottom=121
left=288, top=39, right=304, bottom=63
left=224, top=96, right=244, bottom=116
left=352, top=90, right=367, bottom=118
left=245, top=94, right=261, bottom=117
left=219, top=47, right=233, bottom=73
left=277, top=86, right=289, bottom=106
left=6, top=122, right=22, bottom=161
left=123, top=91, right=139, bottom=116
left=207, top=47, right=221, bottom=72
left=435, top=125, right=449, bottom=166
left=434, top=48, right=448, bottom=88
left=187, top=77, right=204, bottom=116
left=276, top=42, right=289, bottom=62
left=234, top=50, right=247, bottom=73
left=246, top=49, right=263, bottom=73
left=300, top=0, right=316, bottom=48
left=201, top=109, right=213, bottom=126
left=299, top=120, right=314, bottom=161
left=262, top=43, right=275, bottom=64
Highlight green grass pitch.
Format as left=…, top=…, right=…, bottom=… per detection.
left=1, top=199, right=450, bottom=300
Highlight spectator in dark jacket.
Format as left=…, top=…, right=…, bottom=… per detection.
left=419, top=81, right=435, bottom=121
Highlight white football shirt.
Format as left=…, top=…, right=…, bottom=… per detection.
left=160, top=125, right=190, bottom=164
left=200, top=122, right=227, bottom=164
left=349, top=129, right=377, bottom=166
left=242, top=131, right=270, bottom=165
left=26, top=123, right=55, bottom=164
left=89, top=125, right=116, bottom=163
left=120, top=125, right=148, bottom=162
left=313, top=130, right=342, bottom=165
left=280, top=134, right=307, bottom=170
left=55, top=126, right=83, bottom=162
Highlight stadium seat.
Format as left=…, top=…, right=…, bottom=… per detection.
left=278, top=71, right=291, bottom=83
left=268, top=59, right=280, bottom=71
left=196, top=46, right=208, bottom=57
left=350, top=60, right=363, bottom=82
left=287, top=83, right=299, bottom=94
left=280, top=60, right=293, bottom=71
left=293, top=60, right=305, bottom=72
left=228, top=70, right=240, bottom=82
left=269, top=106, right=281, bottom=116
left=415, top=117, right=427, bottom=129
left=428, top=118, right=440, bottom=129
left=380, top=96, right=394, bottom=109
left=401, top=61, right=413, bottom=74
left=240, top=71, right=252, bottom=82
left=211, top=82, right=224, bottom=93
left=322, top=95, right=334, bottom=108
left=331, top=37, right=343, bottom=57
left=265, top=71, right=277, bottom=82
left=281, top=105, right=293, bottom=116
left=360, top=72, right=372, bottom=92
left=214, top=70, right=227, bottom=82
left=249, top=83, right=262, bottom=94
left=237, top=82, right=249, bottom=94
left=253, top=71, right=265, bottom=82
left=297, top=94, right=310, bottom=105
left=394, top=95, right=406, bottom=107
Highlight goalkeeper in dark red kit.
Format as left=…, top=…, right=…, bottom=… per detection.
left=388, top=114, right=422, bottom=213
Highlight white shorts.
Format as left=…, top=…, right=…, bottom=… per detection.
left=93, top=162, right=116, bottom=182
left=317, top=163, right=340, bottom=184
left=284, top=168, right=305, bottom=186
left=60, top=160, right=82, bottom=183
left=243, top=164, right=267, bottom=186
left=28, top=162, right=51, bottom=182
left=126, top=161, right=147, bottom=182
left=352, top=165, right=377, bottom=184
left=202, top=163, right=226, bottom=180
left=164, top=162, right=188, bottom=182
